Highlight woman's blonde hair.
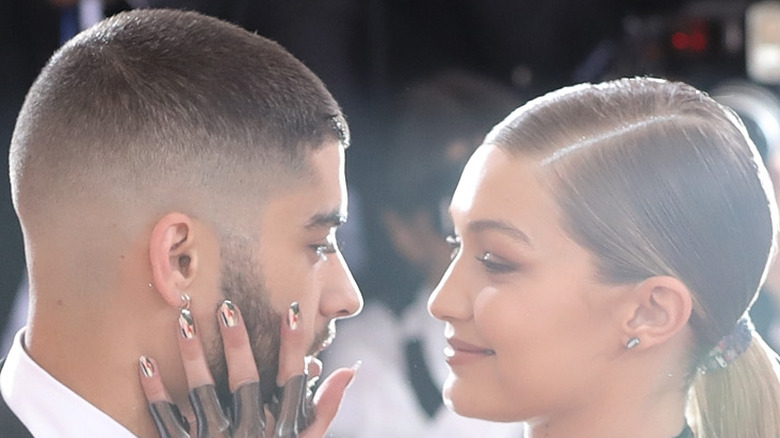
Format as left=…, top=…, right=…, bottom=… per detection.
left=486, top=77, right=780, bottom=438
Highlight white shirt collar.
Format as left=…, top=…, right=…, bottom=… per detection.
left=0, top=328, right=137, bottom=437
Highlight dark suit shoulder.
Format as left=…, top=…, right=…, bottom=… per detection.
left=0, top=358, right=34, bottom=438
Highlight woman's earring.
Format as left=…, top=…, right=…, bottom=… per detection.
left=179, top=292, right=191, bottom=311
left=626, top=337, right=641, bottom=350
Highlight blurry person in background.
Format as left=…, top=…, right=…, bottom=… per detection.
left=324, top=70, right=525, bottom=438
left=0, top=0, right=131, bottom=352
left=711, top=82, right=780, bottom=351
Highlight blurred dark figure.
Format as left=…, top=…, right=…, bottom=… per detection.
left=0, top=1, right=61, bottom=344
left=0, top=0, right=130, bottom=346
left=323, top=70, right=525, bottom=437
left=711, top=82, right=780, bottom=351
left=362, top=71, right=526, bottom=314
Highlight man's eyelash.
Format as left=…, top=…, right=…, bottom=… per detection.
left=314, top=237, right=340, bottom=260
left=446, top=234, right=461, bottom=260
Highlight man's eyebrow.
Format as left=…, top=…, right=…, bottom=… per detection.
left=305, top=209, right=347, bottom=229
left=467, top=219, right=533, bottom=247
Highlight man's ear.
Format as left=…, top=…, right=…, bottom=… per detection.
left=149, top=212, right=199, bottom=308
left=622, top=276, right=693, bottom=350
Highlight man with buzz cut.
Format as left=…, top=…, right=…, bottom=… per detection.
left=0, top=9, right=362, bottom=437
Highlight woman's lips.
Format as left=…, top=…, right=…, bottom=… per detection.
left=444, top=338, right=496, bottom=366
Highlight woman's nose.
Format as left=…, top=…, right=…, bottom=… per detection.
left=428, top=257, right=471, bottom=322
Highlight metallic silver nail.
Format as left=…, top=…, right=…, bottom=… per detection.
left=220, top=300, right=239, bottom=328
left=179, top=309, right=196, bottom=339
left=288, top=302, right=300, bottom=331
left=140, top=355, right=155, bottom=378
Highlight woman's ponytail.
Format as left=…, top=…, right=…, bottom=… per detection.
left=688, top=333, right=780, bottom=438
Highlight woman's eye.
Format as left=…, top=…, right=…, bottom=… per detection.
left=476, top=252, right=518, bottom=274
left=446, top=234, right=462, bottom=260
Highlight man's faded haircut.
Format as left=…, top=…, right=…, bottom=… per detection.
left=10, top=9, right=346, bottom=221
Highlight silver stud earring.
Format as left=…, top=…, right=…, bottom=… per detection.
left=179, top=292, right=191, bottom=311
left=626, top=337, right=641, bottom=350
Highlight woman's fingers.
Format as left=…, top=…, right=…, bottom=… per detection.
left=217, top=300, right=260, bottom=391
left=177, top=307, right=230, bottom=438
left=140, top=300, right=355, bottom=438
left=300, top=365, right=359, bottom=438
left=138, top=356, right=191, bottom=438
left=277, top=302, right=307, bottom=386
left=217, top=300, right=266, bottom=437
left=139, top=355, right=172, bottom=403
left=177, top=308, right=215, bottom=388
left=273, top=303, right=359, bottom=437
left=273, top=302, right=314, bottom=437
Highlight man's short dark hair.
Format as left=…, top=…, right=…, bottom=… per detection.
left=10, top=9, right=345, bottom=224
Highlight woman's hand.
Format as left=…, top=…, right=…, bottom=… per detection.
left=138, top=300, right=357, bottom=438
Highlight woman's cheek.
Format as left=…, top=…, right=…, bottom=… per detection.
left=473, top=286, right=525, bottom=350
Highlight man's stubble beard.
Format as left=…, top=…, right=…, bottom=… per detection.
left=210, top=245, right=280, bottom=406
left=208, top=237, right=336, bottom=409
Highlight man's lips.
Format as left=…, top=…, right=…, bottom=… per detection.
left=308, top=320, right=337, bottom=356
left=444, top=338, right=496, bottom=366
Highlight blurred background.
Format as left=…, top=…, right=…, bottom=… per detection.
left=2, top=0, right=780, bottom=435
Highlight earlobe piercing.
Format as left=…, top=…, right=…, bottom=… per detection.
left=179, top=292, right=191, bottom=311
left=626, top=337, right=641, bottom=349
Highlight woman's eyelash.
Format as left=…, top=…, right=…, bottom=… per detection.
left=476, top=252, right=518, bottom=274
left=446, top=234, right=462, bottom=260
left=446, top=235, right=520, bottom=273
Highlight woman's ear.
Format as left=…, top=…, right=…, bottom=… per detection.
left=622, top=276, right=693, bottom=350
left=148, top=212, right=199, bottom=308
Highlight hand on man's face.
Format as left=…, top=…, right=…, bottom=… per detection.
left=139, top=300, right=358, bottom=437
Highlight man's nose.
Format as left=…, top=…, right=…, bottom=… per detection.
left=320, top=250, right=363, bottom=319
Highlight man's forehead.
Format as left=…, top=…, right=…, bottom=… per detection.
left=300, top=142, right=348, bottom=228
left=254, top=142, right=347, bottom=232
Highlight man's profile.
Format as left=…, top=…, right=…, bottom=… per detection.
left=1, top=9, right=361, bottom=437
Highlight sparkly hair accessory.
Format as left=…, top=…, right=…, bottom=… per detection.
left=698, top=317, right=754, bottom=374
left=331, top=114, right=350, bottom=149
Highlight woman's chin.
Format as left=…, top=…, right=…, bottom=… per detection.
left=443, top=377, right=492, bottom=420
left=443, top=376, right=524, bottom=422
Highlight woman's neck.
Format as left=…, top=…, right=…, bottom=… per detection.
left=523, top=379, right=689, bottom=438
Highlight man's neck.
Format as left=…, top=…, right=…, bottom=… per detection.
left=26, top=297, right=169, bottom=437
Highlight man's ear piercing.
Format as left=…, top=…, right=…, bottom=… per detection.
left=179, top=292, right=191, bottom=311
left=626, top=337, right=641, bottom=349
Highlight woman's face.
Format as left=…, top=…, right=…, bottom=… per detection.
left=428, top=144, right=631, bottom=423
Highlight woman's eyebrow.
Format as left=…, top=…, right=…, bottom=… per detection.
left=467, top=219, right=533, bottom=247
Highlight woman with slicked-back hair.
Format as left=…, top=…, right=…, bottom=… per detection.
left=429, top=77, right=780, bottom=438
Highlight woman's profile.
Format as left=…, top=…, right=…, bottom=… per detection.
left=429, top=77, right=780, bottom=438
